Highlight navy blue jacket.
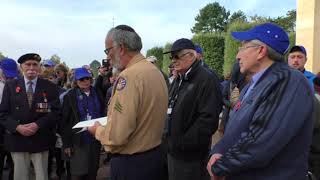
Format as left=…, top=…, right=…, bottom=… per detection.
left=210, top=62, right=314, bottom=180
left=0, top=78, right=60, bottom=152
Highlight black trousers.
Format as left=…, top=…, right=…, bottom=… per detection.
left=110, top=146, right=164, bottom=180
left=167, top=154, right=210, bottom=180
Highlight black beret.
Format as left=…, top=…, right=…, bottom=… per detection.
left=17, top=53, right=41, bottom=64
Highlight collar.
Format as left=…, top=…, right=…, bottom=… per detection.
left=126, top=53, right=145, bottom=69
left=24, top=76, right=38, bottom=85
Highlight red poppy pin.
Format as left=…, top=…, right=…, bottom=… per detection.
left=15, top=86, right=21, bottom=93
left=42, top=91, right=48, bottom=102
left=234, top=101, right=241, bottom=111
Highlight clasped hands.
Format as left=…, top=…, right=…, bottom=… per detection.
left=16, top=122, right=39, bottom=136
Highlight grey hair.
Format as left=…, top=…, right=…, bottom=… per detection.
left=250, top=40, right=284, bottom=61
left=107, top=27, right=142, bottom=52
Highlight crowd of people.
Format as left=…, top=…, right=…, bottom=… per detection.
left=0, top=22, right=319, bottom=180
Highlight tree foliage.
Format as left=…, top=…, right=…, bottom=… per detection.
left=50, top=54, right=61, bottom=65
left=146, top=46, right=164, bottom=69
left=0, top=52, right=5, bottom=60
left=90, top=60, right=101, bottom=77
left=228, top=10, right=247, bottom=24
left=191, top=2, right=230, bottom=33
left=161, top=43, right=172, bottom=75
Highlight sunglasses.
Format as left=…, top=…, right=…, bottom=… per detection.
left=79, top=77, right=91, bottom=81
left=170, top=52, right=191, bottom=60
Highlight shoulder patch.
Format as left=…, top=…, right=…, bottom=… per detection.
left=116, top=77, right=127, bottom=91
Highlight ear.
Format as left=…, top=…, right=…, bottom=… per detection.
left=257, top=45, right=267, bottom=60
left=119, top=44, right=126, bottom=56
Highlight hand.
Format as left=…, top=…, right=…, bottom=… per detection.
left=88, top=121, right=102, bottom=135
left=64, top=148, right=72, bottom=157
left=26, top=122, right=39, bottom=134
left=207, top=153, right=222, bottom=177
left=16, top=124, right=36, bottom=136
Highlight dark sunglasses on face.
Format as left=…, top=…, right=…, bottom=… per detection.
left=170, top=52, right=191, bottom=60
left=79, top=77, right=91, bottom=82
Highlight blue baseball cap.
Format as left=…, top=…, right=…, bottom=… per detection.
left=0, top=58, right=19, bottom=78
left=231, top=23, right=290, bottom=55
left=74, top=67, right=92, bottom=80
left=289, top=45, right=307, bottom=56
left=43, top=60, right=55, bottom=67
left=195, top=45, right=203, bottom=54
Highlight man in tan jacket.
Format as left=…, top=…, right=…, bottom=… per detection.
left=89, top=25, right=168, bottom=180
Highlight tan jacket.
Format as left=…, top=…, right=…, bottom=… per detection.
left=95, top=53, right=168, bottom=154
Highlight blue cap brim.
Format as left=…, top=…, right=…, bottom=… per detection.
left=231, top=31, right=254, bottom=41
left=75, top=74, right=92, bottom=80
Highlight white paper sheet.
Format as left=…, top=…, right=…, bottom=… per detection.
left=72, top=116, right=108, bottom=129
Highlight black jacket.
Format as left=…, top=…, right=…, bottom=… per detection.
left=167, top=61, right=222, bottom=161
left=60, top=87, right=104, bottom=149
left=0, top=78, right=60, bottom=152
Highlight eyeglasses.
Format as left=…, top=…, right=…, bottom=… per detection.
left=238, top=45, right=261, bottom=52
left=79, top=77, right=91, bottom=82
left=104, top=47, right=114, bottom=55
left=170, top=52, right=191, bottom=60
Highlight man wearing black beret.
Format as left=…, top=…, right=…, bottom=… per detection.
left=0, top=53, right=60, bottom=180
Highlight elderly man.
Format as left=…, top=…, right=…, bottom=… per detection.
left=288, top=45, right=316, bottom=89
left=88, top=25, right=168, bottom=180
left=0, top=53, right=60, bottom=180
left=207, top=23, right=314, bottom=180
left=163, top=38, right=222, bottom=180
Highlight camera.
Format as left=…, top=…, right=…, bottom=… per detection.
left=102, top=59, right=110, bottom=68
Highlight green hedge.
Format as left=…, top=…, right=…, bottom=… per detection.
left=192, top=33, right=225, bottom=78
left=146, top=46, right=164, bottom=69
left=161, top=43, right=173, bottom=75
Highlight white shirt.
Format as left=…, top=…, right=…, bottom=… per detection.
left=24, top=76, right=38, bottom=93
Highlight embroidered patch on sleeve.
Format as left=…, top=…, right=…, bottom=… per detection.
left=114, top=99, right=123, bottom=113
left=116, top=77, right=127, bottom=91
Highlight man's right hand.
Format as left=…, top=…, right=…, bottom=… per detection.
left=16, top=124, right=36, bottom=136
left=207, top=153, right=224, bottom=179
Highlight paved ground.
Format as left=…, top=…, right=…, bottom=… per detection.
left=2, top=153, right=111, bottom=180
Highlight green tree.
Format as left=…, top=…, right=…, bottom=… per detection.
left=50, top=54, right=61, bottom=65
left=146, top=46, right=164, bottom=69
left=271, top=10, right=296, bottom=32
left=90, top=60, right=101, bottom=77
left=0, top=52, right=5, bottom=60
left=229, top=10, right=247, bottom=24
left=162, top=43, right=172, bottom=75
left=191, top=2, right=230, bottom=33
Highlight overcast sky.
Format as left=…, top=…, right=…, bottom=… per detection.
left=0, top=0, right=295, bottom=68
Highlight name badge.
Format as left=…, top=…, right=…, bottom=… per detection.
left=167, top=108, right=172, bottom=115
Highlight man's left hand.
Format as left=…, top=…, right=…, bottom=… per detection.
left=88, top=121, right=102, bottom=135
